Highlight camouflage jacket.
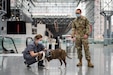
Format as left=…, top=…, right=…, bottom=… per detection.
left=71, top=16, right=90, bottom=38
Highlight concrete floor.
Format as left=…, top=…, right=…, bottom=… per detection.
left=0, top=44, right=113, bottom=75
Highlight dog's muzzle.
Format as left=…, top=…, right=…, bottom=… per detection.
left=45, top=50, right=51, bottom=57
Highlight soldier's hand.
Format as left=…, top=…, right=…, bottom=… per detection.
left=72, top=37, right=76, bottom=42
left=84, top=34, right=88, bottom=39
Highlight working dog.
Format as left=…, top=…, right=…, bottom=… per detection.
left=37, top=48, right=72, bottom=69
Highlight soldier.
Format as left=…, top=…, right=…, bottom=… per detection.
left=71, top=9, right=94, bottom=67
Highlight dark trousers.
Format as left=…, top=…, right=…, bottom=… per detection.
left=23, top=53, right=43, bottom=65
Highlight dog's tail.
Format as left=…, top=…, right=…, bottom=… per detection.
left=66, top=54, right=72, bottom=59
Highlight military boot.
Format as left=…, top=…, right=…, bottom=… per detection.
left=76, top=59, right=82, bottom=67
left=87, top=59, right=94, bottom=68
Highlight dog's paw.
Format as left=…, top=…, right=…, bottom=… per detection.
left=58, top=66, right=61, bottom=69
left=45, top=67, right=49, bottom=69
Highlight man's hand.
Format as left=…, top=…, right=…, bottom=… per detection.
left=72, top=37, right=76, bottom=42
left=84, top=34, right=88, bottom=39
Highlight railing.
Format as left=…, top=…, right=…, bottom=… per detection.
left=26, top=37, right=33, bottom=47
left=0, top=35, right=112, bottom=54
left=2, top=37, right=18, bottom=53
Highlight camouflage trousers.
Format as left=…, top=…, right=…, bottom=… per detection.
left=75, top=37, right=91, bottom=60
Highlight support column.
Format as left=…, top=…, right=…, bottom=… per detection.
left=108, top=16, right=112, bottom=44
left=0, top=17, right=2, bottom=35
left=91, top=24, right=94, bottom=44
left=100, top=11, right=113, bottom=46
left=0, top=10, right=6, bottom=35
left=104, top=16, right=108, bottom=46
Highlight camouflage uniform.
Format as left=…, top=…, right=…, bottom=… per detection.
left=72, top=16, right=91, bottom=60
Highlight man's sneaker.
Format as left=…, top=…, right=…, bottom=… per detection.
left=27, top=65, right=31, bottom=68
left=24, top=61, right=27, bottom=65
left=24, top=61, right=31, bottom=68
